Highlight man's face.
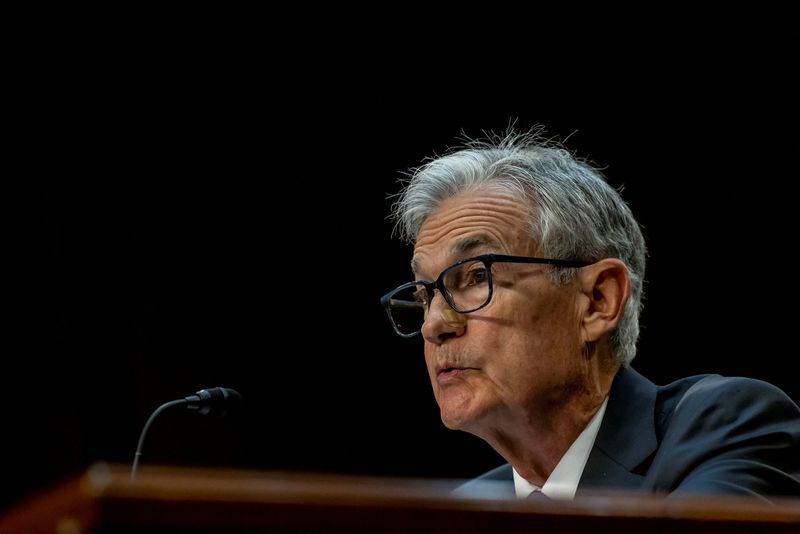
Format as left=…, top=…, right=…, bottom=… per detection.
left=412, top=189, right=589, bottom=436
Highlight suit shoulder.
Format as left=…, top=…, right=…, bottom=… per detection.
left=652, top=375, right=799, bottom=442
left=667, top=375, right=800, bottom=430
left=677, top=375, right=797, bottom=408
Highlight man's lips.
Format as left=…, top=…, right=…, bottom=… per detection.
left=436, top=364, right=478, bottom=383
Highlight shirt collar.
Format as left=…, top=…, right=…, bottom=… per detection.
left=512, top=397, right=609, bottom=499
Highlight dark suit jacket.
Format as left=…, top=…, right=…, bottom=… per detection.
left=456, top=367, right=800, bottom=501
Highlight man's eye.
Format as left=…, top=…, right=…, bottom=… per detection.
left=466, top=268, right=488, bottom=285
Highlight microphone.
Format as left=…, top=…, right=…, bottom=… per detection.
left=184, top=387, right=242, bottom=416
left=131, top=387, right=242, bottom=478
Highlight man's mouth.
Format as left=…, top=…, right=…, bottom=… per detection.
left=436, top=365, right=477, bottom=382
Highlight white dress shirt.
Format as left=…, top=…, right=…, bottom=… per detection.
left=512, top=397, right=609, bottom=500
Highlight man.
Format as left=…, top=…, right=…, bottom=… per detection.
left=380, top=129, right=800, bottom=501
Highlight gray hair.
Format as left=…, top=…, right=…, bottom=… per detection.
left=391, top=130, right=647, bottom=366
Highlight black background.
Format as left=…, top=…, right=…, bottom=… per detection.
left=6, top=8, right=799, bottom=511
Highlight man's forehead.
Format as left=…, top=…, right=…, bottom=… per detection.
left=411, top=234, right=500, bottom=275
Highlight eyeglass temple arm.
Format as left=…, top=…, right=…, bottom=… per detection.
left=385, top=299, right=424, bottom=310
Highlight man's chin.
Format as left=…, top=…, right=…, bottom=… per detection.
left=440, top=413, right=465, bottom=430
left=439, top=401, right=480, bottom=431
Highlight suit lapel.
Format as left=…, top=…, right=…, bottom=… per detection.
left=578, top=366, right=659, bottom=493
left=452, top=464, right=516, bottom=499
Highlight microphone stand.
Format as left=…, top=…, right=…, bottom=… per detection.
left=131, top=398, right=187, bottom=478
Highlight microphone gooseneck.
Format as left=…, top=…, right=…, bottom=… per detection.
left=131, top=387, right=242, bottom=478
left=131, top=398, right=187, bottom=477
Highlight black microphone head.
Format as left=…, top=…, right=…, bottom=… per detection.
left=185, top=387, right=242, bottom=416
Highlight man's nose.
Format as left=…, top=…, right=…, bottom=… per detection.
left=421, top=292, right=466, bottom=345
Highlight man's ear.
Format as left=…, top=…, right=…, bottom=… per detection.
left=578, top=258, right=631, bottom=343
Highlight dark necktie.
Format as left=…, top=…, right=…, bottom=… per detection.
left=527, top=490, right=550, bottom=500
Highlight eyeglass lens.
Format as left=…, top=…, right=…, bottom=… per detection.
left=387, top=259, right=491, bottom=335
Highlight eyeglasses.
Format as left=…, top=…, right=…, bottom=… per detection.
left=380, top=253, right=592, bottom=337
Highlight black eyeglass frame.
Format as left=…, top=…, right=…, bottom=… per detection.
left=380, top=253, right=592, bottom=338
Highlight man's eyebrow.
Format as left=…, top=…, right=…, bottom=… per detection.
left=411, top=235, right=499, bottom=275
left=449, top=235, right=498, bottom=257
